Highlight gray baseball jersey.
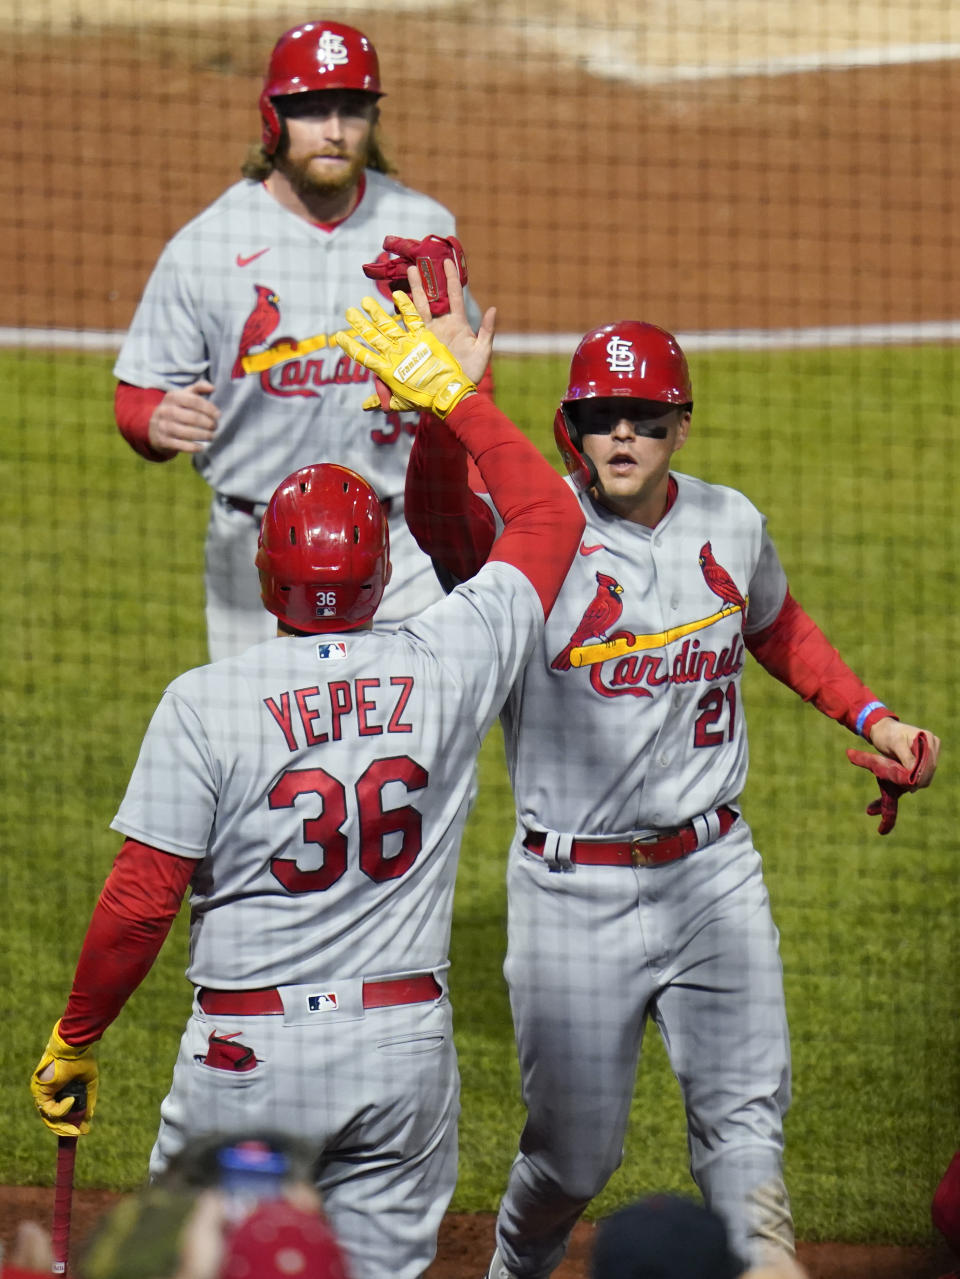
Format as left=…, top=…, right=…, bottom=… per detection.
left=110, top=560, right=542, bottom=1279
left=504, top=471, right=788, bottom=834
left=111, top=560, right=538, bottom=984
left=115, top=173, right=480, bottom=658
left=493, top=473, right=794, bottom=1273
left=115, top=173, right=478, bottom=502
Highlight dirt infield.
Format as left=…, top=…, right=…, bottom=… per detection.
left=3, top=20, right=959, bottom=337
left=0, top=1185, right=954, bottom=1278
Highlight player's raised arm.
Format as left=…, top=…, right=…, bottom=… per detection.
left=353, top=253, right=498, bottom=584
left=334, top=288, right=583, bottom=616
left=410, top=257, right=500, bottom=580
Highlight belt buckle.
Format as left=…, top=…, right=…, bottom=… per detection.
left=630, top=834, right=660, bottom=867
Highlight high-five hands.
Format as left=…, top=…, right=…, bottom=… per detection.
left=362, top=234, right=469, bottom=317
left=334, top=257, right=498, bottom=416
left=334, top=259, right=495, bottom=419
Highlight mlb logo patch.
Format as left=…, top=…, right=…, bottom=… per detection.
left=307, top=991, right=339, bottom=1012
left=316, top=641, right=348, bottom=661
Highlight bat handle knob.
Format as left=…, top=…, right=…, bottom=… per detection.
left=54, top=1082, right=87, bottom=1125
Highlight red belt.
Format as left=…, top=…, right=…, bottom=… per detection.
left=523, top=806, right=737, bottom=868
left=198, top=973, right=442, bottom=1016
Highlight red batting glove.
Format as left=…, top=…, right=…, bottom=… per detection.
left=362, top=235, right=468, bottom=316
left=845, top=732, right=934, bottom=835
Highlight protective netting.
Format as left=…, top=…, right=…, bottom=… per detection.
left=2, top=0, right=957, bottom=1257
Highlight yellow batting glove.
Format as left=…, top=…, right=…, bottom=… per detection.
left=30, top=1020, right=99, bottom=1137
left=334, top=292, right=476, bottom=420
left=360, top=376, right=416, bottom=415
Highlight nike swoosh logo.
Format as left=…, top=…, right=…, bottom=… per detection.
left=236, top=248, right=270, bottom=267
left=579, top=542, right=604, bottom=556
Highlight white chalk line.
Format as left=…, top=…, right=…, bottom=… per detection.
left=574, top=41, right=960, bottom=85
left=2, top=321, right=959, bottom=358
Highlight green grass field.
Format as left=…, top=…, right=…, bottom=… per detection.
left=1, top=344, right=957, bottom=1244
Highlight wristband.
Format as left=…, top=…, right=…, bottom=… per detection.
left=855, top=701, right=887, bottom=738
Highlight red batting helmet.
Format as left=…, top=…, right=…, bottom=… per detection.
left=553, top=321, right=693, bottom=490
left=256, top=464, right=389, bottom=634
left=259, top=21, right=383, bottom=155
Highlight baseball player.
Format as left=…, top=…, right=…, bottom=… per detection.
left=402, top=320, right=941, bottom=1276
left=29, top=269, right=585, bottom=1279
left=114, top=19, right=487, bottom=661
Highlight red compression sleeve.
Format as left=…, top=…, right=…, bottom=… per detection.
left=405, top=412, right=496, bottom=583
left=441, top=396, right=584, bottom=616
left=474, top=362, right=495, bottom=403
left=745, top=590, right=893, bottom=738
left=114, top=382, right=175, bottom=462
left=58, top=839, right=196, bottom=1046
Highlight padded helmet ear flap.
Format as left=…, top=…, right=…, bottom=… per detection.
left=553, top=407, right=596, bottom=492
left=260, top=92, right=283, bottom=155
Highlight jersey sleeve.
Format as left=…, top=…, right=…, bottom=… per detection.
left=742, top=519, right=789, bottom=634
left=409, top=562, right=545, bottom=743
left=113, top=244, right=209, bottom=390
left=110, top=683, right=219, bottom=856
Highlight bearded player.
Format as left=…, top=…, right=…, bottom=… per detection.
left=402, top=320, right=941, bottom=1276
left=31, top=267, right=584, bottom=1279
left=114, top=20, right=487, bottom=661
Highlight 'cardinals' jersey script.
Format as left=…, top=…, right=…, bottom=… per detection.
left=504, top=472, right=787, bottom=836
left=111, top=562, right=540, bottom=988
left=115, top=174, right=479, bottom=504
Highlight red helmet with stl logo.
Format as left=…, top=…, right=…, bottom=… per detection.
left=553, top=321, right=693, bottom=490
left=256, top=464, right=390, bottom=634
left=259, top=21, right=384, bottom=155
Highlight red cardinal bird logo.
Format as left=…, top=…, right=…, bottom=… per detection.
left=232, top=284, right=281, bottom=379
left=551, top=572, right=625, bottom=671
left=698, top=542, right=745, bottom=612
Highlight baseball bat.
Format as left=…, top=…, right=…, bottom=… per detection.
left=51, top=1082, right=87, bottom=1277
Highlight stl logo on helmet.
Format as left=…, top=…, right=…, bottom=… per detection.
left=605, top=337, right=636, bottom=373
left=317, top=31, right=350, bottom=70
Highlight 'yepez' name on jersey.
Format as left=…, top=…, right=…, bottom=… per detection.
left=109, top=565, right=541, bottom=987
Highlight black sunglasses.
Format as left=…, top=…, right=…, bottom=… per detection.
left=566, top=398, right=681, bottom=438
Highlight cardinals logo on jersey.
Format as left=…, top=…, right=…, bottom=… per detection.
left=698, top=541, right=746, bottom=612
left=232, top=284, right=281, bottom=379
left=551, top=572, right=625, bottom=671
left=229, top=284, right=390, bottom=408
left=554, top=545, right=747, bottom=699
